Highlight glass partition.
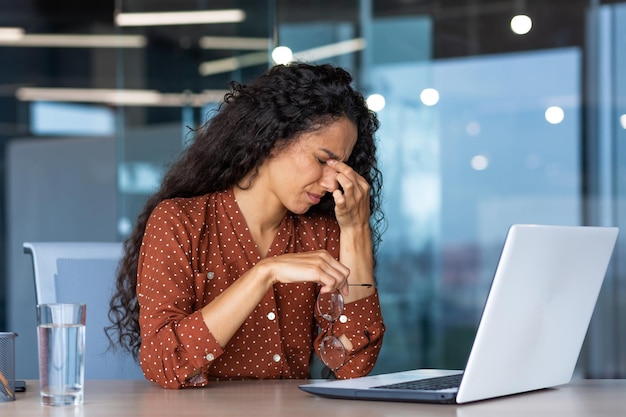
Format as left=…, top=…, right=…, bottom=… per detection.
left=615, top=3, right=626, bottom=379
left=4, top=0, right=624, bottom=381
left=113, top=0, right=626, bottom=377
left=369, top=48, right=582, bottom=372
left=584, top=2, right=626, bottom=378
left=116, top=0, right=275, bottom=235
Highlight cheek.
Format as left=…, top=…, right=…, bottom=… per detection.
left=273, top=150, right=322, bottom=186
left=291, top=160, right=322, bottom=182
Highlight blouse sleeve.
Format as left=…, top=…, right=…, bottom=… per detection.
left=136, top=201, right=220, bottom=389
left=314, top=290, right=385, bottom=379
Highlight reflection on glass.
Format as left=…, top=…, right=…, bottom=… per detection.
left=109, top=0, right=624, bottom=380
left=510, top=15, right=533, bottom=35
left=30, top=102, right=114, bottom=137
left=272, top=46, right=293, bottom=64
left=366, top=94, right=386, bottom=112
left=370, top=47, right=581, bottom=373
left=420, top=88, right=440, bottom=106
left=471, top=155, right=489, bottom=171
left=545, top=106, right=565, bottom=124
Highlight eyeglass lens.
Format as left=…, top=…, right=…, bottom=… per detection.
left=316, top=291, right=347, bottom=370
left=316, top=292, right=344, bottom=321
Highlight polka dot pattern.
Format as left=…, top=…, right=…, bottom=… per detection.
left=136, top=190, right=385, bottom=389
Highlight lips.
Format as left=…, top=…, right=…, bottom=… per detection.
left=307, top=192, right=323, bottom=204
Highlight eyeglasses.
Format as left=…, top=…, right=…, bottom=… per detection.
left=316, top=283, right=373, bottom=371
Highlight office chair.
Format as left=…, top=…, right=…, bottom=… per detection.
left=23, top=242, right=144, bottom=380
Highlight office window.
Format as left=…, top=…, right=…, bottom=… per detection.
left=372, top=48, right=581, bottom=372
left=2, top=0, right=625, bottom=379
left=30, top=102, right=115, bottom=137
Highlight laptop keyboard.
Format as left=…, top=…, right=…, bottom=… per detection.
left=373, top=373, right=463, bottom=391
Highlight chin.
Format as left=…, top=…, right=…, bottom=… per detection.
left=289, top=207, right=310, bottom=215
left=287, top=201, right=313, bottom=215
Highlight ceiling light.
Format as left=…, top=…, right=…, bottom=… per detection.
left=115, top=10, right=245, bottom=27
left=199, top=51, right=269, bottom=76
left=0, top=27, right=24, bottom=41
left=271, top=46, right=293, bottom=65
left=471, top=155, right=489, bottom=171
left=198, top=38, right=366, bottom=77
left=0, top=34, right=146, bottom=48
left=366, top=94, right=385, bottom=112
left=199, top=36, right=269, bottom=50
left=510, top=14, right=532, bottom=35
left=15, top=87, right=227, bottom=107
left=420, top=88, right=440, bottom=106
left=545, top=106, right=565, bottom=124
left=292, top=38, right=366, bottom=62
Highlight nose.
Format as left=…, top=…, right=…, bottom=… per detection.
left=319, top=164, right=339, bottom=192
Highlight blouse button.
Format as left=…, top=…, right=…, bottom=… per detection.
left=267, top=312, right=276, bottom=320
left=207, top=272, right=214, bottom=280
left=272, top=354, right=281, bottom=362
left=205, top=353, right=215, bottom=361
left=339, top=314, right=348, bottom=323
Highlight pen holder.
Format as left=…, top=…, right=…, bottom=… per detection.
left=0, top=332, right=17, bottom=402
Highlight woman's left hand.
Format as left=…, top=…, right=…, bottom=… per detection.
left=327, top=159, right=370, bottom=229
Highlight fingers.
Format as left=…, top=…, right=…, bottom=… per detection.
left=265, top=251, right=350, bottom=293
left=326, top=159, right=370, bottom=222
left=316, top=256, right=350, bottom=293
left=327, top=159, right=368, bottom=197
left=327, top=159, right=362, bottom=188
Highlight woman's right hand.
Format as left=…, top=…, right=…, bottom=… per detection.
left=257, top=250, right=350, bottom=295
left=200, top=250, right=349, bottom=349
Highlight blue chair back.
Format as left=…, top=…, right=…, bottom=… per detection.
left=24, top=242, right=144, bottom=380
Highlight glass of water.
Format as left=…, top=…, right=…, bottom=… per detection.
left=36, top=303, right=86, bottom=406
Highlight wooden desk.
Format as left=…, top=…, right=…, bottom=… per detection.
left=3, top=379, right=626, bottom=416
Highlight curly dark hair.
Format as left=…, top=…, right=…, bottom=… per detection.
left=106, top=62, right=384, bottom=360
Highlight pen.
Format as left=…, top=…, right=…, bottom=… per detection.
left=347, top=283, right=373, bottom=288
left=0, top=370, right=13, bottom=399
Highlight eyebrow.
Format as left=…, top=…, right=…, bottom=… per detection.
left=320, top=148, right=342, bottom=161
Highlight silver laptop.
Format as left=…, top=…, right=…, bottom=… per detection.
left=300, top=224, right=619, bottom=404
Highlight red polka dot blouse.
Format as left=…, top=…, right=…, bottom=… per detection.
left=136, top=189, right=385, bottom=389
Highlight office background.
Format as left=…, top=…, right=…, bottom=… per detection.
left=0, top=0, right=624, bottom=379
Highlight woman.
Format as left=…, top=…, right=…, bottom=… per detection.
left=107, top=62, right=386, bottom=389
